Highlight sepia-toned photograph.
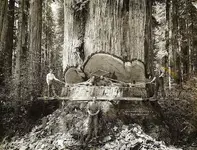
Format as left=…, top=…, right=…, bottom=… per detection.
left=0, top=0, right=197, bottom=149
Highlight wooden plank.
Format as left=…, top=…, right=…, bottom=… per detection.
left=37, top=97, right=69, bottom=101
left=112, top=97, right=144, bottom=101
left=69, top=97, right=144, bottom=101
left=37, top=97, right=146, bottom=101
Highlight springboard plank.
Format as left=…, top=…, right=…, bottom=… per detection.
left=37, top=97, right=145, bottom=101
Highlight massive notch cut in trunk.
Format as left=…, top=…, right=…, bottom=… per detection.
left=64, top=53, right=145, bottom=84
left=83, top=53, right=145, bottom=83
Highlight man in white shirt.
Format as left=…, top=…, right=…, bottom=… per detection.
left=150, top=63, right=166, bottom=99
left=46, top=69, right=62, bottom=97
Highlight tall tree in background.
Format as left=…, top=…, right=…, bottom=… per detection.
left=42, top=0, right=55, bottom=73
left=0, top=0, right=15, bottom=98
left=166, top=0, right=172, bottom=89
left=53, top=0, right=64, bottom=77
left=15, top=0, right=29, bottom=99
left=0, top=0, right=8, bottom=39
left=28, top=0, right=42, bottom=99
left=0, top=0, right=8, bottom=85
left=171, top=0, right=182, bottom=84
left=191, top=2, right=197, bottom=72
left=4, top=0, right=15, bottom=78
left=145, top=0, right=153, bottom=77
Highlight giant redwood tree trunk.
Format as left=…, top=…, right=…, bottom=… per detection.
left=28, top=0, right=42, bottom=99
left=63, top=0, right=146, bottom=70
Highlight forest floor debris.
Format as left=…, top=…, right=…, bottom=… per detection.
left=2, top=102, right=181, bottom=150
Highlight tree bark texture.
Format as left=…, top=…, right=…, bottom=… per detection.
left=15, top=0, right=28, bottom=99
left=63, top=0, right=146, bottom=71
left=0, top=0, right=8, bottom=84
left=166, top=0, right=173, bottom=89
left=28, top=0, right=42, bottom=99
left=144, top=0, right=153, bottom=76
left=0, top=0, right=8, bottom=52
left=0, top=0, right=8, bottom=38
left=4, top=0, right=15, bottom=77
left=152, top=1, right=167, bottom=61
left=171, top=0, right=182, bottom=83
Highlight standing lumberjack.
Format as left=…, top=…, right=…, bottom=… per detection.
left=46, top=68, right=64, bottom=97
left=85, top=97, right=100, bottom=142
left=150, top=63, right=166, bottom=99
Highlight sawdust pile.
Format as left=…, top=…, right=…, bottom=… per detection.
left=3, top=102, right=181, bottom=150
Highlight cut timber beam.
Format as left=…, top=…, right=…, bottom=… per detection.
left=37, top=97, right=70, bottom=101
left=37, top=97, right=147, bottom=101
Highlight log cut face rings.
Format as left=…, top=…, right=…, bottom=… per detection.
left=64, top=53, right=145, bottom=84
left=83, top=53, right=145, bottom=83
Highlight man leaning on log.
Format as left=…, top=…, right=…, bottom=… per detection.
left=85, top=97, right=100, bottom=143
left=46, top=68, right=65, bottom=97
left=150, top=62, right=166, bottom=99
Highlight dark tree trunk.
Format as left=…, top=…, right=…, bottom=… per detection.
left=28, top=0, right=42, bottom=99
left=172, top=0, right=182, bottom=84
left=0, top=0, right=8, bottom=85
left=15, top=0, right=28, bottom=99
left=0, top=0, right=8, bottom=38
left=4, top=0, right=15, bottom=77
left=145, top=0, right=153, bottom=77
left=145, top=0, right=154, bottom=97
left=166, top=0, right=173, bottom=89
